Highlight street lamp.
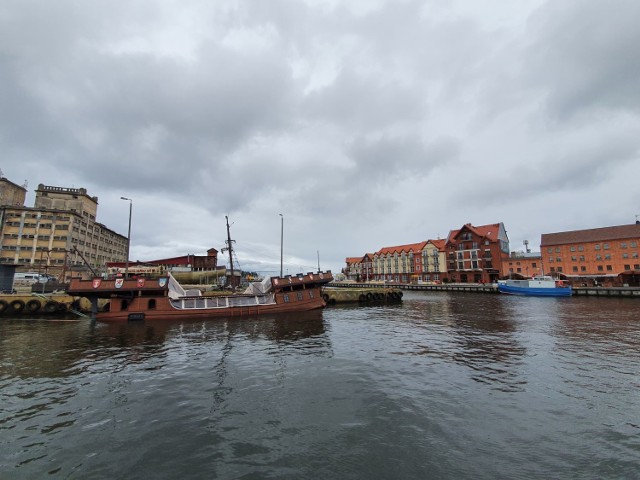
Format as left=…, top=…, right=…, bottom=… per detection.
left=120, top=197, right=133, bottom=277
left=279, top=213, right=284, bottom=277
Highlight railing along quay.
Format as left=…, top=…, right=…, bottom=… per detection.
left=331, top=283, right=640, bottom=297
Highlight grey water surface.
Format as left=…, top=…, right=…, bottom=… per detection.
left=1, top=292, right=639, bottom=479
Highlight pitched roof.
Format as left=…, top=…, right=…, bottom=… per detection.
left=448, top=223, right=503, bottom=243
left=427, top=239, right=446, bottom=250
left=541, top=224, right=640, bottom=246
left=376, top=241, right=427, bottom=256
left=345, top=257, right=363, bottom=264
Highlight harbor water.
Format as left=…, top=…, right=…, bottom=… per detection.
left=1, top=292, right=639, bottom=479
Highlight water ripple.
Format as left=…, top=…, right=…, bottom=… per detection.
left=1, top=297, right=639, bottom=479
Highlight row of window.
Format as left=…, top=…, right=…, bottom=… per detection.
left=547, top=241, right=638, bottom=253
left=550, top=264, right=640, bottom=273
left=549, top=252, right=639, bottom=262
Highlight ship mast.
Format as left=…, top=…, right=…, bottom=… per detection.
left=221, top=216, right=236, bottom=288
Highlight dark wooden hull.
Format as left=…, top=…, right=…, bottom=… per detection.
left=68, top=271, right=333, bottom=322
left=96, top=290, right=326, bottom=322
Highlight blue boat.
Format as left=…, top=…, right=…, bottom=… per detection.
left=497, top=276, right=572, bottom=297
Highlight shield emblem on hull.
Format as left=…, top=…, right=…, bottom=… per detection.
left=137, top=278, right=145, bottom=287
left=115, top=278, right=124, bottom=289
left=159, top=278, right=167, bottom=287
left=92, top=278, right=102, bottom=289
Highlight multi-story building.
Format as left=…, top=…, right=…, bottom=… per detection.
left=540, top=223, right=640, bottom=285
left=446, top=222, right=510, bottom=283
left=344, top=256, right=363, bottom=281
left=373, top=241, right=427, bottom=283
left=0, top=181, right=128, bottom=279
left=419, top=239, right=447, bottom=283
left=0, top=177, right=27, bottom=207
left=502, top=252, right=543, bottom=278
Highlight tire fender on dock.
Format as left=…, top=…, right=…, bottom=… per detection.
left=26, top=299, right=42, bottom=313
left=9, top=299, right=25, bottom=313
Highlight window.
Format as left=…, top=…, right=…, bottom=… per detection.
left=532, top=263, right=537, bottom=268
left=572, top=266, right=578, bottom=272
left=597, top=265, right=603, bottom=271
left=621, top=242, right=627, bottom=248
left=595, top=244, right=601, bottom=250
left=547, top=248, right=552, bottom=253
left=570, top=246, right=576, bottom=252
left=624, top=265, right=631, bottom=270
left=283, top=294, right=290, bottom=303
left=623, top=253, right=629, bottom=259
left=297, top=292, right=303, bottom=301
left=557, top=267, right=563, bottom=272
left=606, top=265, right=613, bottom=271
left=578, top=245, right=584, bottom=251
left=579, top=255, right=585, bottom=262
left=603, top=243, right=610, bottom=250
left=631, top=242, right=638, bottom=248
left=581, top=266, right=586, bottom=272
left=309, top=290, right=314, bottom=299
left=571, top=256, right=577, bottom=261
left=596, top=255, right=602, bottom=261
left=556, top=257, right=562, bottom=262
left=555, top=247, right=561, bottom=253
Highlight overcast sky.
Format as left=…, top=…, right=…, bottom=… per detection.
left=2, top=0, right=639, bottom=275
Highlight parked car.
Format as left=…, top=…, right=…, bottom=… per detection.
left=13, top=272, right=52, bottom=284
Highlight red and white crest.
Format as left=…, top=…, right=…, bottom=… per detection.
left=115, top=278, right=124, bottom=289
left=137, top=278, right=145, bottom=288
left=92, top=278, right=102, bottom=289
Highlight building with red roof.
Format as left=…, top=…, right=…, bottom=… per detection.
left=445, top=222, right=510, bottom=283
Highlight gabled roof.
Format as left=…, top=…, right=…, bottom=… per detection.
left=541, top=224, right=640, bottom=246
left=345, top=257, right=363, bottom=264
left=376, top=241, right=427, bottom=256
left=426, top=239, right=446, bottom=250
left=448, top=223, right=503, bottom=243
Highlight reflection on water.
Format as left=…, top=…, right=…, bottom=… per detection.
left=1, top=295, right=639, bottom=479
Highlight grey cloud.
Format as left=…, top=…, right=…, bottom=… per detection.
left=526, top=0, right=640, bottom=119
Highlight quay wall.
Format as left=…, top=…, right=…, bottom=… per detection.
left=330, top=283, right=640, bottom=298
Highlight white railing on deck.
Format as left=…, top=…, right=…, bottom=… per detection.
left=170, top=294, right=276, bottom=310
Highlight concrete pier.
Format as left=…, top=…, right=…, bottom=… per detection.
left=321, top=286, right=403, bottom=305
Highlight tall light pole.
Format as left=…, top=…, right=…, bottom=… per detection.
left=279, top=213, right=284, bottom=277
left=120, top=197, right=132, bottom=277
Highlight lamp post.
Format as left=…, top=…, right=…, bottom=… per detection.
left=120, top=197, right=133, bottom=277
left=279, top=213, right=284, bottom=277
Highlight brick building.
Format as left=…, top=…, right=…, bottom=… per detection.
left=106, top=249, right=219, bottom=274
left=502, top=252, right=543, bottom=278
left=540, top=223, right=640, bottom=285
left=446, top=223, right=510, bottom=283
